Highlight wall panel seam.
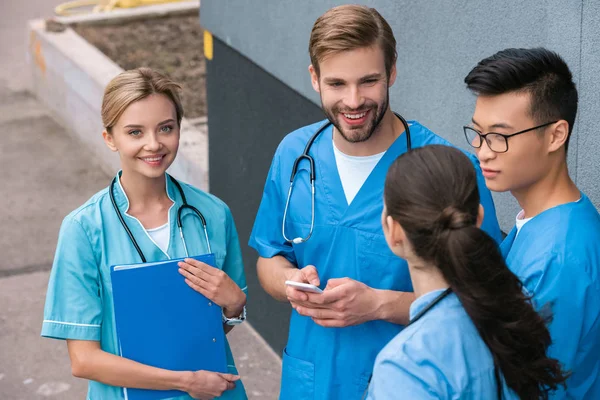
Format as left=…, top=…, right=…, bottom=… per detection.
left=576, top=0, right=584, bottom=183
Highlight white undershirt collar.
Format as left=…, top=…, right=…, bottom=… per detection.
left=332, top=141, right=385, bottom=205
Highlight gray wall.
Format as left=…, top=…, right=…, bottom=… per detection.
left=201, top=0, right=599, bottom=232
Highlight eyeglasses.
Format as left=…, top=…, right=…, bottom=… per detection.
left=463, top=121, right=558, bottom=153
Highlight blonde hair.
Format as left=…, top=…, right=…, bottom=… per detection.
left=309, top=5, right=397, bottom=77
left=101, top=67, right=184, bottom=131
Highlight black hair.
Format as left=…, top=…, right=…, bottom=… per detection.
left=384, top=145, right=569, bottom=399
left=465, top=47, right=577, bottom=153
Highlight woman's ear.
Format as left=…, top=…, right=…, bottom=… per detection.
left=103, top=130, right=118, bottom=152
left=386, top=215, right=407, bottom=248
left=476, top=204, right=485, bottom=228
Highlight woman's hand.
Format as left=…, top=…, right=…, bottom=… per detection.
left=182, top=370, right=239, bottom=399
left=65, top=340, right=239, bottom=396
left=178, top=258, right=246, bottom=316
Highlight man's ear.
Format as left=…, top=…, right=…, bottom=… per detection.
left=308, top=64, right=320, bottom=93
left=547, top=120, right=569, bottom=154
left=103, top=130, right=118, bottom=152
left=388, top=62, right=397, bottom=87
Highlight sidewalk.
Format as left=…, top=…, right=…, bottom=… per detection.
left=0, top=85, right=94, bottom=399
left=0, top=1, right=280, bottom=399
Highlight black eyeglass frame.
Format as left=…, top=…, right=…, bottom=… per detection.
left=463, top=120, right=558, bottom=153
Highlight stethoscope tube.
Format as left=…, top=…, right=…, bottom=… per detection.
left=170, top=177, right=212, bottom=255
left=282, top=112, right=412, bottom=244
left=110, top=178, right=147, bottom=263
left=110, top=174, right=211, bottom=262
left=405, top=287, right=452, bottom=327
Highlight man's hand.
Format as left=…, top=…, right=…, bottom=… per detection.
left=291, top=277, right=381, bottom=328
left=285, top=265, right=321, bottom=304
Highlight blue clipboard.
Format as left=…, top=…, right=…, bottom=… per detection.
left=110, top=254, right=227, bottom=400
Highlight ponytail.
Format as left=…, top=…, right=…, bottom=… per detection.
left=383, top=145, right=568, bottom=399
left=436, top=223, right=567, bottom=399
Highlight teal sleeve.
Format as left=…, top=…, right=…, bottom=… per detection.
left=41, top=216, right=102, bottom=341
left=223, top=207, right=248, bottom=296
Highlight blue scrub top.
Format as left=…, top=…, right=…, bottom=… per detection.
left=501, top=194, right=600, bottom=399
left=367, top=289, right=518, bottom=400
left=42, top=173, right=248, bottom=400
left=249, top=119, right=502, bottom=400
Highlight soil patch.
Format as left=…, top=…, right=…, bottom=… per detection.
left=73, top=14, right=206, bottom=118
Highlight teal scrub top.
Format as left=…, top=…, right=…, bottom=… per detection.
left=501, top=194, right=600, bottom=399
left=367, top=289, right=518, bottom=400
left=249, top=120, right=502, bottom=400
left=42, top=173, right=248, bottom=400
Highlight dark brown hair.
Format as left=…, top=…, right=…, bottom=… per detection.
left=384, top=145, right=568, bottom=399
left=308, top=5, right=397, bottom=77
left=464, top=47, right=577, bottom=153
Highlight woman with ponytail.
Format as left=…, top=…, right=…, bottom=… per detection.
left=365, top=145, right=568, bottom=399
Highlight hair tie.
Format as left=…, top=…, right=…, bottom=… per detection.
left=437, top=206, right=474, bottom=231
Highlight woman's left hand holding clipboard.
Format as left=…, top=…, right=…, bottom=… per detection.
left=178, top=258, right=246, bottom=318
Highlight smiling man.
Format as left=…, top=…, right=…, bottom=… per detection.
left=464, top=47, right=600, bottom=399
left=249, top=5, right=502, bottom=400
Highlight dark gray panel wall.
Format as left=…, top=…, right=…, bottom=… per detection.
left=201, top=0, right=598, bottom=232
left=206, top=37, right=325, bottom=354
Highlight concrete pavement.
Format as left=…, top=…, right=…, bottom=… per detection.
left=0, top=1, right=281, bottom=399
left=0, top=1, right=67, bottom=93
left=0, top=82, right=106, bottom=399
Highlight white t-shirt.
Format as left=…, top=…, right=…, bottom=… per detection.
left=333, top=141, right=385, bottom=205
left=146, top=222, right=170, bottom=253
left=515, top=210, right=533, bottom=236
left=515, top=196, right=583, bottom=236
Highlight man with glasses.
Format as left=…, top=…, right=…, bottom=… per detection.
left=464, top=47, right=600, bottom=399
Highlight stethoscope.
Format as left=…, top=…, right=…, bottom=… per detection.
left=361, top=287, right=453, bottom=400
left=282, top=112, right=412, bottom=244
left=109, top=174, right=212, bottom=263
left=405, top=287, right=453, bottom=328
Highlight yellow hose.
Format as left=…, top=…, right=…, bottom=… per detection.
left=55, top=0, right=98, bottom=16
left=55, top=0, right=185, bottom=16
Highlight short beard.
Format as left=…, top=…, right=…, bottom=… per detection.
left=322, top=90, right=389, bottom=144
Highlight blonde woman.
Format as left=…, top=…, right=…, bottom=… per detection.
left=42, top=68, right=248, bottom=400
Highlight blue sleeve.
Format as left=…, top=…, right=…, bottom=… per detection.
left=367, top=356, right=443, bottom=399
left=468, top=154, right=503, bottom=243
left=223, top=206, right=248, bottom=296
left=41, top=216, right=102, bottom=341
left=248, top=147, right=297, bottom=265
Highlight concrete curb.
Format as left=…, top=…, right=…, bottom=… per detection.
left=54, top=0, right=200, bottom=25
left=27, top=14, right=208, bottom=191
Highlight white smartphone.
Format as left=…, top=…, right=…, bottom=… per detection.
left=285, top=280, right=323, bottom=294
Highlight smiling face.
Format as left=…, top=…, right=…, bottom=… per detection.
left=309, top=45, right=395, bottom=144
left=103, top=93, right=180, bottom=180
